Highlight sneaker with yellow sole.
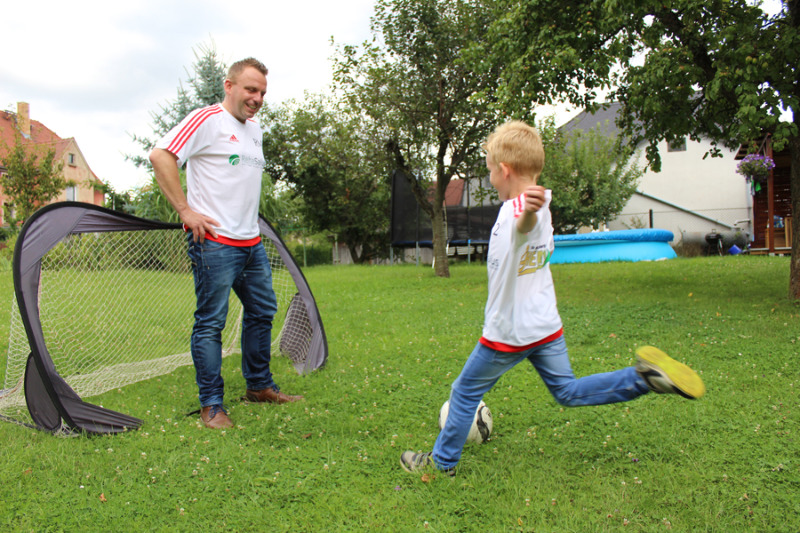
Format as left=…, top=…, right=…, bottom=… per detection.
left=635, top=346, right=706, bottom=399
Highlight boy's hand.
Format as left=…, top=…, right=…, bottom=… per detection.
left=522, top=185, right=546, bottom=213
left=516, top=185, right=546, bottom=234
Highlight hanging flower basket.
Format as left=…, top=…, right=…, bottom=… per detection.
left=737, top=153, right=775, bottom=193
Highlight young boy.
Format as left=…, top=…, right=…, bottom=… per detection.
left=400, top=120, right=705, bottom=476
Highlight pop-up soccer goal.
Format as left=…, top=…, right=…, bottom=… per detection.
left=0, top=202, right=327, bottom=434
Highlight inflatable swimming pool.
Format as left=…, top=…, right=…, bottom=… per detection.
left=551, top=229, right=676, bottom=264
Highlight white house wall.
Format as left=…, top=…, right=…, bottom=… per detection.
left=606, top=137, right=753, bottom=245
left=461, top=176, right=497, bottom=207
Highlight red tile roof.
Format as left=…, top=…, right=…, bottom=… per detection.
left=444, top=179, right=465, bottom=206
left=0, top=109, right=100, bottom=181
left=426, top=179, right=466, bottom=206
left=0, top=109, right=61, bottom=148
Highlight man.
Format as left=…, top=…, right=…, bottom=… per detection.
left=150, top=57, right=303, bottom=429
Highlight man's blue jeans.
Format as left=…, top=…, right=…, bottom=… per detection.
left=432, top=335, right=650, bottom=469
left=187, top=237, right=278, bottom=407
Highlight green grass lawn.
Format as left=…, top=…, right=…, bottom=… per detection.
left=0, top=256, right=797, bottom=531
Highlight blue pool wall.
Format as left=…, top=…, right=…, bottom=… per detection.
left=552, top=229, right=676, bottom=264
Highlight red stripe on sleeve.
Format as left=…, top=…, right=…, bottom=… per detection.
left=512, top=192, right=525, bottom=218
left=166, top=105, right=223, bottom=155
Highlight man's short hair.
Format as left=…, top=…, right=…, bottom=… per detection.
left=484, top=121, right=545, bottom=177
left=228, top=58, right=269, bottom=82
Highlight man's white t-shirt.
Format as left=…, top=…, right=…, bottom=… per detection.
left=156, top=104, right=265, bottom=241
left=481, top=190, right=563, bottom=348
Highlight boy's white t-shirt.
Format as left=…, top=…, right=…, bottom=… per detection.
left=155, top=104, right=266, bottom=240
left=481, top=189, right=563, bottom=348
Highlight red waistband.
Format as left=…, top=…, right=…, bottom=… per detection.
left=208, top=234, right=262, bottom=247
left=479, top=328, right=564, bottom=353
left=184, top=226, right=261, bottom=247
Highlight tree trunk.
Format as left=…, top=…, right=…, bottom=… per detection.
left=431, top=203, right=450, bottom=278
left=348, top=243, right=363, bottom=264
left=789, top=131, right=800, bottom=300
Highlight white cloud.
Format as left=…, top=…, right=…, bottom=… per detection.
left=0, top=0, right=374, bottom=191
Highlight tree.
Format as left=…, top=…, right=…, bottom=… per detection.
left=333, top=0, right=505, bottom=277
left=0, top=134, right=68, bottom=226
left=538, top=117, right=643, bottom=234
left=487, top=0, right=800, bottom=298
left=131, top=177, right=183, bottom=223
left=258, top=172, right=297, bottom=231
left=96, top=182, right=134, bottom=214
left=128, top=42, right=227, bottom=169
left=262, top=96, right=391, bottom=263
left=126, top=43, right=227, bottom=222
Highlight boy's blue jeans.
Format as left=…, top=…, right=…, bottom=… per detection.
left=187, top=237, right=278, bottom=408
left=432, top=335, right=650, bottom=469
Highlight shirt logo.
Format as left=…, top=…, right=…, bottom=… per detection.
left=230, top=134, right=239, bottom=143
left=518, top=244, right=550, bottom=276
left=227, top=153, right=264, bottom=169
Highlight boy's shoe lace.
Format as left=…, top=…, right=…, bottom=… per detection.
left=400, top=451, right=455, bottom=477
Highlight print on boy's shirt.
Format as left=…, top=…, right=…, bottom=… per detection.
left=518, top=243, right=551, bottom=276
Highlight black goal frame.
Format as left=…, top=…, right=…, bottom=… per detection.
left=12, top=202, right=327, bottom=434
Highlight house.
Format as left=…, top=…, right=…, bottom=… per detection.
left=734, top=136, right=791, bottom=254
left=0, top=102, right=105, bottom=226
left=385, top=103, right=792, bottom=265
left=559, top=102, right=753, bottom=250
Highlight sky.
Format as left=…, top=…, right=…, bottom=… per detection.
left=0, top=0, right=377, bottom=192
left=2, top=1, right=786, bottom=194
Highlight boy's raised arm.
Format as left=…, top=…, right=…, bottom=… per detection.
left=516, top=185, right=546, bottom=234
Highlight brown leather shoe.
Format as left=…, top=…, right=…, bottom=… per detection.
left=245, top=388, right=304, bottom=404
left=200, top=405, right=233, bottom=429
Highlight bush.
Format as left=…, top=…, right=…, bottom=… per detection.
left=672, top=240, right=704, bottom=258
left=291, top=241, right=332, bottom=267
left=0, top=233, right=17, bottom=272
left=0, top=226, right=17, bottom=242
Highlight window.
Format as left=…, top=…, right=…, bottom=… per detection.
left=667, top=138, right=687, bottom=152
left=66, top=186, right=77, bottom=201
left=68, top=153, right=76, bottom=166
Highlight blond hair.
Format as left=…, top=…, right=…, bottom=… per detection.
left=483, top=121, right=544, bottom=178
left=227, top=57, right=268, bottom=82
